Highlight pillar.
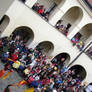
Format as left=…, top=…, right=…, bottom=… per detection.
left=25, top=0, right=37, bottom=8
left=67, top=26, right=80, bottom=39
left=49, top=8, right=64, bottom=26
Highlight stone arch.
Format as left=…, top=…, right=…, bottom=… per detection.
left=78, top=23, right=92, bottom=44
left=69, top=65, right=87, bottom=81
left=51, top=52, right=70, bottom=69
left=12, top=26, right=34, bottom=44
left=0, top=15, right=10, bottom=34
left=61, top=6, right=83, bottom=32
left=36, top=41, right=54, bottom=55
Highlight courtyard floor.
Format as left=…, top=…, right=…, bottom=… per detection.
left=0, top=62, right=28, bottom=92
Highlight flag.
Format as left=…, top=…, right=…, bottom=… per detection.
left=2, top=70, right=13, bottom=80
left=0, top=70, right=5, bottom=78
left=17, top=80, right=27, bottom=86
left=24, top=88, right=34, bottom=92
left=8, top=58, right=17, bottom=63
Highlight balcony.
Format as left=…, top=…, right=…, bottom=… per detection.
left=78, top=0, right=92, bottom=17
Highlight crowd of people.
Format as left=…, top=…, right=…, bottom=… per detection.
left=55, top=20, right=71, bottom=36
left=71, top=32, right=85, bottom=51
left=0, top=33, right=88, bottom=92
left=32, top=3, right=49, bottom=21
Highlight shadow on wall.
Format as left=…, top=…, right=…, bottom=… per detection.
left=0, top=15, right=10, bottom=34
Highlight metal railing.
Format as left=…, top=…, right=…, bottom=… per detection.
left=67, top=41, right=92, bottom=68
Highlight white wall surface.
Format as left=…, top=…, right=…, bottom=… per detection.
left=0, top=0, right=14, bottom=20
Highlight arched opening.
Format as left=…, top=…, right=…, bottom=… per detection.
left=62, top=6, right=83, bottom=30
left=35, top=41, right=54, bottom=55
left=51, top=53, right=70, bottom=69
left=79, top=23, right=92, bottom=44
left=32, top=0, right=65, bottom=21
left=55, top=6, right=83, bottom=36
left=0, top=15, right=10, bottom=34
left=69, top=65, right=87, bottom=81
left=12, top=26, right=34, bottom=44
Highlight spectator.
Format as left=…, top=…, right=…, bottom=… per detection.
left=77, top=41, right=85, bottom=51
left=32, top=3, right=39, bottom=12
left=55, top=20, right=63, bottom=29
left=37, top=5, right=45, bottom=15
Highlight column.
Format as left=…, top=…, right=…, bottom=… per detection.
left=49, top=8, right=64, bottom=26
left=25, top=0, right=37, bottom=8
left=67, top=26, right=80, bottom=39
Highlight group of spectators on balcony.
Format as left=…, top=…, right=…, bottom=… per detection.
left=32, top=3, right=49, bottom=21
left=71, top=32, right=85, bottom=51
left=0, top=32, right=88, bottom=92
left=55, top=20, right=71, bottom=36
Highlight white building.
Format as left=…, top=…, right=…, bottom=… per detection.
left=0, top=0, right=92, bottom=85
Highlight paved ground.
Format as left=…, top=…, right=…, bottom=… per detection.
left=0, top=62, right=28, bottom=92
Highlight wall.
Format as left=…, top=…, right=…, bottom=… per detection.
left=0, top=0, right=14, bottom=20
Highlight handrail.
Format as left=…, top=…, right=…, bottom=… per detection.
left=67, top=41, right=92, bottom=68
